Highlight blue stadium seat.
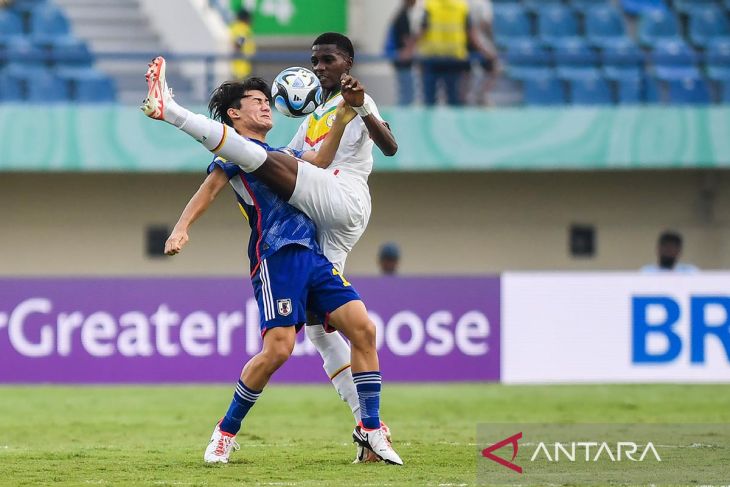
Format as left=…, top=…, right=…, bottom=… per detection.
left=3, top=64, right=69, bottom=102
left=48, top=36, right=93, bottom=67
left=569, top=74, right=613, bottom=104
left=615, top=76, right=660, bottom=103
left=601, top=39, right=644, bottom=81
left=75, top=76, right=115, bottom=102
left=651, top=40, right=700, bottom=81
left=705, top=39, right=730, bottom=81
left=570, top=0, right=615, bottom=15
left=720, top=80, right=730, bottom=102
left=505, top=39, right=554, bottom=80
left=584, top=5, right=629, bottom=49
left=553, top=38, right=601, bottom=80
left=523, top=74, right=567, bottom=105
left=666, top=78, right=711, bottom=104
left=537, top=4, right=581, bottom=48
left=0, top=11, right=24, bottom=40
left=638, top=9, right=681, bottom=47
left=30, top=6, right=70, bottom=38
left=621, top=0, right=667, bottom=16
left=0, top=70, right=24, bottom=101
left=493, top=4, right=533, bottom=48
left=674, top=0, right=719, bottom=16
left=688, top=6, right=730, bottom=49
left=5, top=37, right=45, bottom=65
left=523, top=0, right=562, bottom=13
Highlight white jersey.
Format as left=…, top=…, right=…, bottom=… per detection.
left=287, top=92, right=384, bottom=271
left=288, top=92, right=381, bottom=189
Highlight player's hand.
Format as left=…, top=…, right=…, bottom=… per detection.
left=335, top=100, right=357, bottom=124
left=165, top=229, right=189, bottom=255
left=340, top=74, right=365, bottom=108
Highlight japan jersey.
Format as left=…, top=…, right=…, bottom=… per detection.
left=207, top=139, right=320, bottom=275
left=287, top=92, right=383, bottom=187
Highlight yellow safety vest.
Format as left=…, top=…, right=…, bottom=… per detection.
left=230, top=21, right=256, bottom=79
left=419, top=0, right=469, bottom=60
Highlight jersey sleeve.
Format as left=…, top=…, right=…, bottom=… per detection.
left=365, top=94, right=384, bottom=122
left=288, top=117, right=309, bottom=151
left=206, top=156, right=241, bottom=180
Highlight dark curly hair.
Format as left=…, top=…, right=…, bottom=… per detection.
left=208, top=77, right=270, bottom=126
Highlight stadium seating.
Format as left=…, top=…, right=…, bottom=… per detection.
left=493, top=4, right=532, bottom=49
left=554, top=38, right=601, bottom=80
left=651, top=40, right=700, bottom=81
left=537, top=4, right=581, bottom=48
left=569, top=74, right=613, bottom=104
left=523, top=75, right=567, bottom=105
left=688, top=6, right=730, bottom=49
left=666, top=77, right=711, bottom=104
left=638, top=9, right=681, bottom=47
left=0, top=0, right=115, bottom=102
left=674, top=0, right=718, bottom=16
left=621, top=0, right=667, bottom=16
left=505, top=39, right=553, bottom=80
left=585, top=5, right=629, bottom=49
left=0, top=10, right=24, bottom=40
left=601, top=39, right=644, bottom=82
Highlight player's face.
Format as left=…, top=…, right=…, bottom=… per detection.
left=235, top=90, right=273, bottom=132
left=311, top=45, right=352, bottom=91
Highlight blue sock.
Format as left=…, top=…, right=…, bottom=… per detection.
left=219, top=380, right=261, bottom=435
left=353, top=371, right=381, bottom=430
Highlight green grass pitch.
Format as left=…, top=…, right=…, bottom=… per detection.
left=0, top=384, right=728, bottom=486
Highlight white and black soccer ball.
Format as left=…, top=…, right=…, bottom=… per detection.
left=271, top=67, right=322, bottom=118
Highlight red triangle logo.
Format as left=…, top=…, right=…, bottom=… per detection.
left=481, top=432, right=523, bottom=474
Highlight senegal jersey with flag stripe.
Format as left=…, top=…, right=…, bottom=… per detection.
left=287, top=92, right=383, bottom=187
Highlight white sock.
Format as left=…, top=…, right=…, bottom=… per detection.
left=306, top=324, right=361, bottom=423
left=165, top=98, right=267, bottom=172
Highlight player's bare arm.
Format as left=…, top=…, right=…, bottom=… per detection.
left=341, top=74, right=398, bottom=156
left=165, top=168, right=229, bottom=255
left=300, top=101, right=358, bottom=168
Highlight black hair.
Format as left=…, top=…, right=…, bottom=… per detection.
left=208, top=77, right=270, bottom=126
left=312, top=32, right=355, bottom=60
left=658, top=231, right=683, bottom=247
left=236, top=8, right=251, bottom=22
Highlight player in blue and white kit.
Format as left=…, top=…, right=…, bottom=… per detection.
left=163, top=78, right=402, bottom=465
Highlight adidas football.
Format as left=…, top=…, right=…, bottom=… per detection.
left=271, top=67, right=323, bottom=118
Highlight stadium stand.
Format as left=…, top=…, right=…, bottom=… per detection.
left=0, top=0, right=115, bottom=102
left=497, top=0, right=730, bottom=105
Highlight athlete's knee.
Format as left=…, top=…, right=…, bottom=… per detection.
left=348, top=318, right=376, bottom=350
left=261, top=327, right=295, bottom=367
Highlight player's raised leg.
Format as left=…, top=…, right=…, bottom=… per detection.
left=327, top=300, right=403, bottom=466
left=142, top=56, right=300, bottom=199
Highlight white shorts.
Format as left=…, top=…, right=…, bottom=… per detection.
left=289, top=161, right=371, bottom=272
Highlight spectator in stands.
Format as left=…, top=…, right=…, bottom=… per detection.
left=385, top=0, right=418, bottom=106
left=641, top=231, right=699, bottom=273
left=378, top=242, right=401, bottom=275
left=230, top=8, right=256, bottom=80
left=416, top=0, right=497, bottom=106
left=466, top=0, right=500, bottom=105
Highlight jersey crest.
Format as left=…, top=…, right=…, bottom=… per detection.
left=304, top=102, right=338, bottom=147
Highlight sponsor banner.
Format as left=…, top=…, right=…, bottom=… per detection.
left=476, top=423, right=730, bottom=485
left=502, top=273, right=730, bottom=383
left=0, top=277, right=500, bottom=383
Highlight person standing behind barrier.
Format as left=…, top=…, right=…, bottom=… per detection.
left=230, top=9, right=256, bottom=80
left=385, top=0, right=418, bottom=105
left=640, top=231, right=699, bottom=273
left=466, top=0, right=500, bottom=105
left=416, top=0, right=495, bottom=106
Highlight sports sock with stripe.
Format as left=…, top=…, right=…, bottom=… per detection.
left=306, top=324, right=361, bottom=423
left=352, top=371, right=381, bottom=430
left=219, top=379, right=262, bottom=435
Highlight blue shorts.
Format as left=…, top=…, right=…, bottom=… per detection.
left=251, top=244, right=361, bottom=334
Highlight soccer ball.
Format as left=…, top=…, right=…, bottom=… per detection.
left=271, top=67, right=322, bottom=118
